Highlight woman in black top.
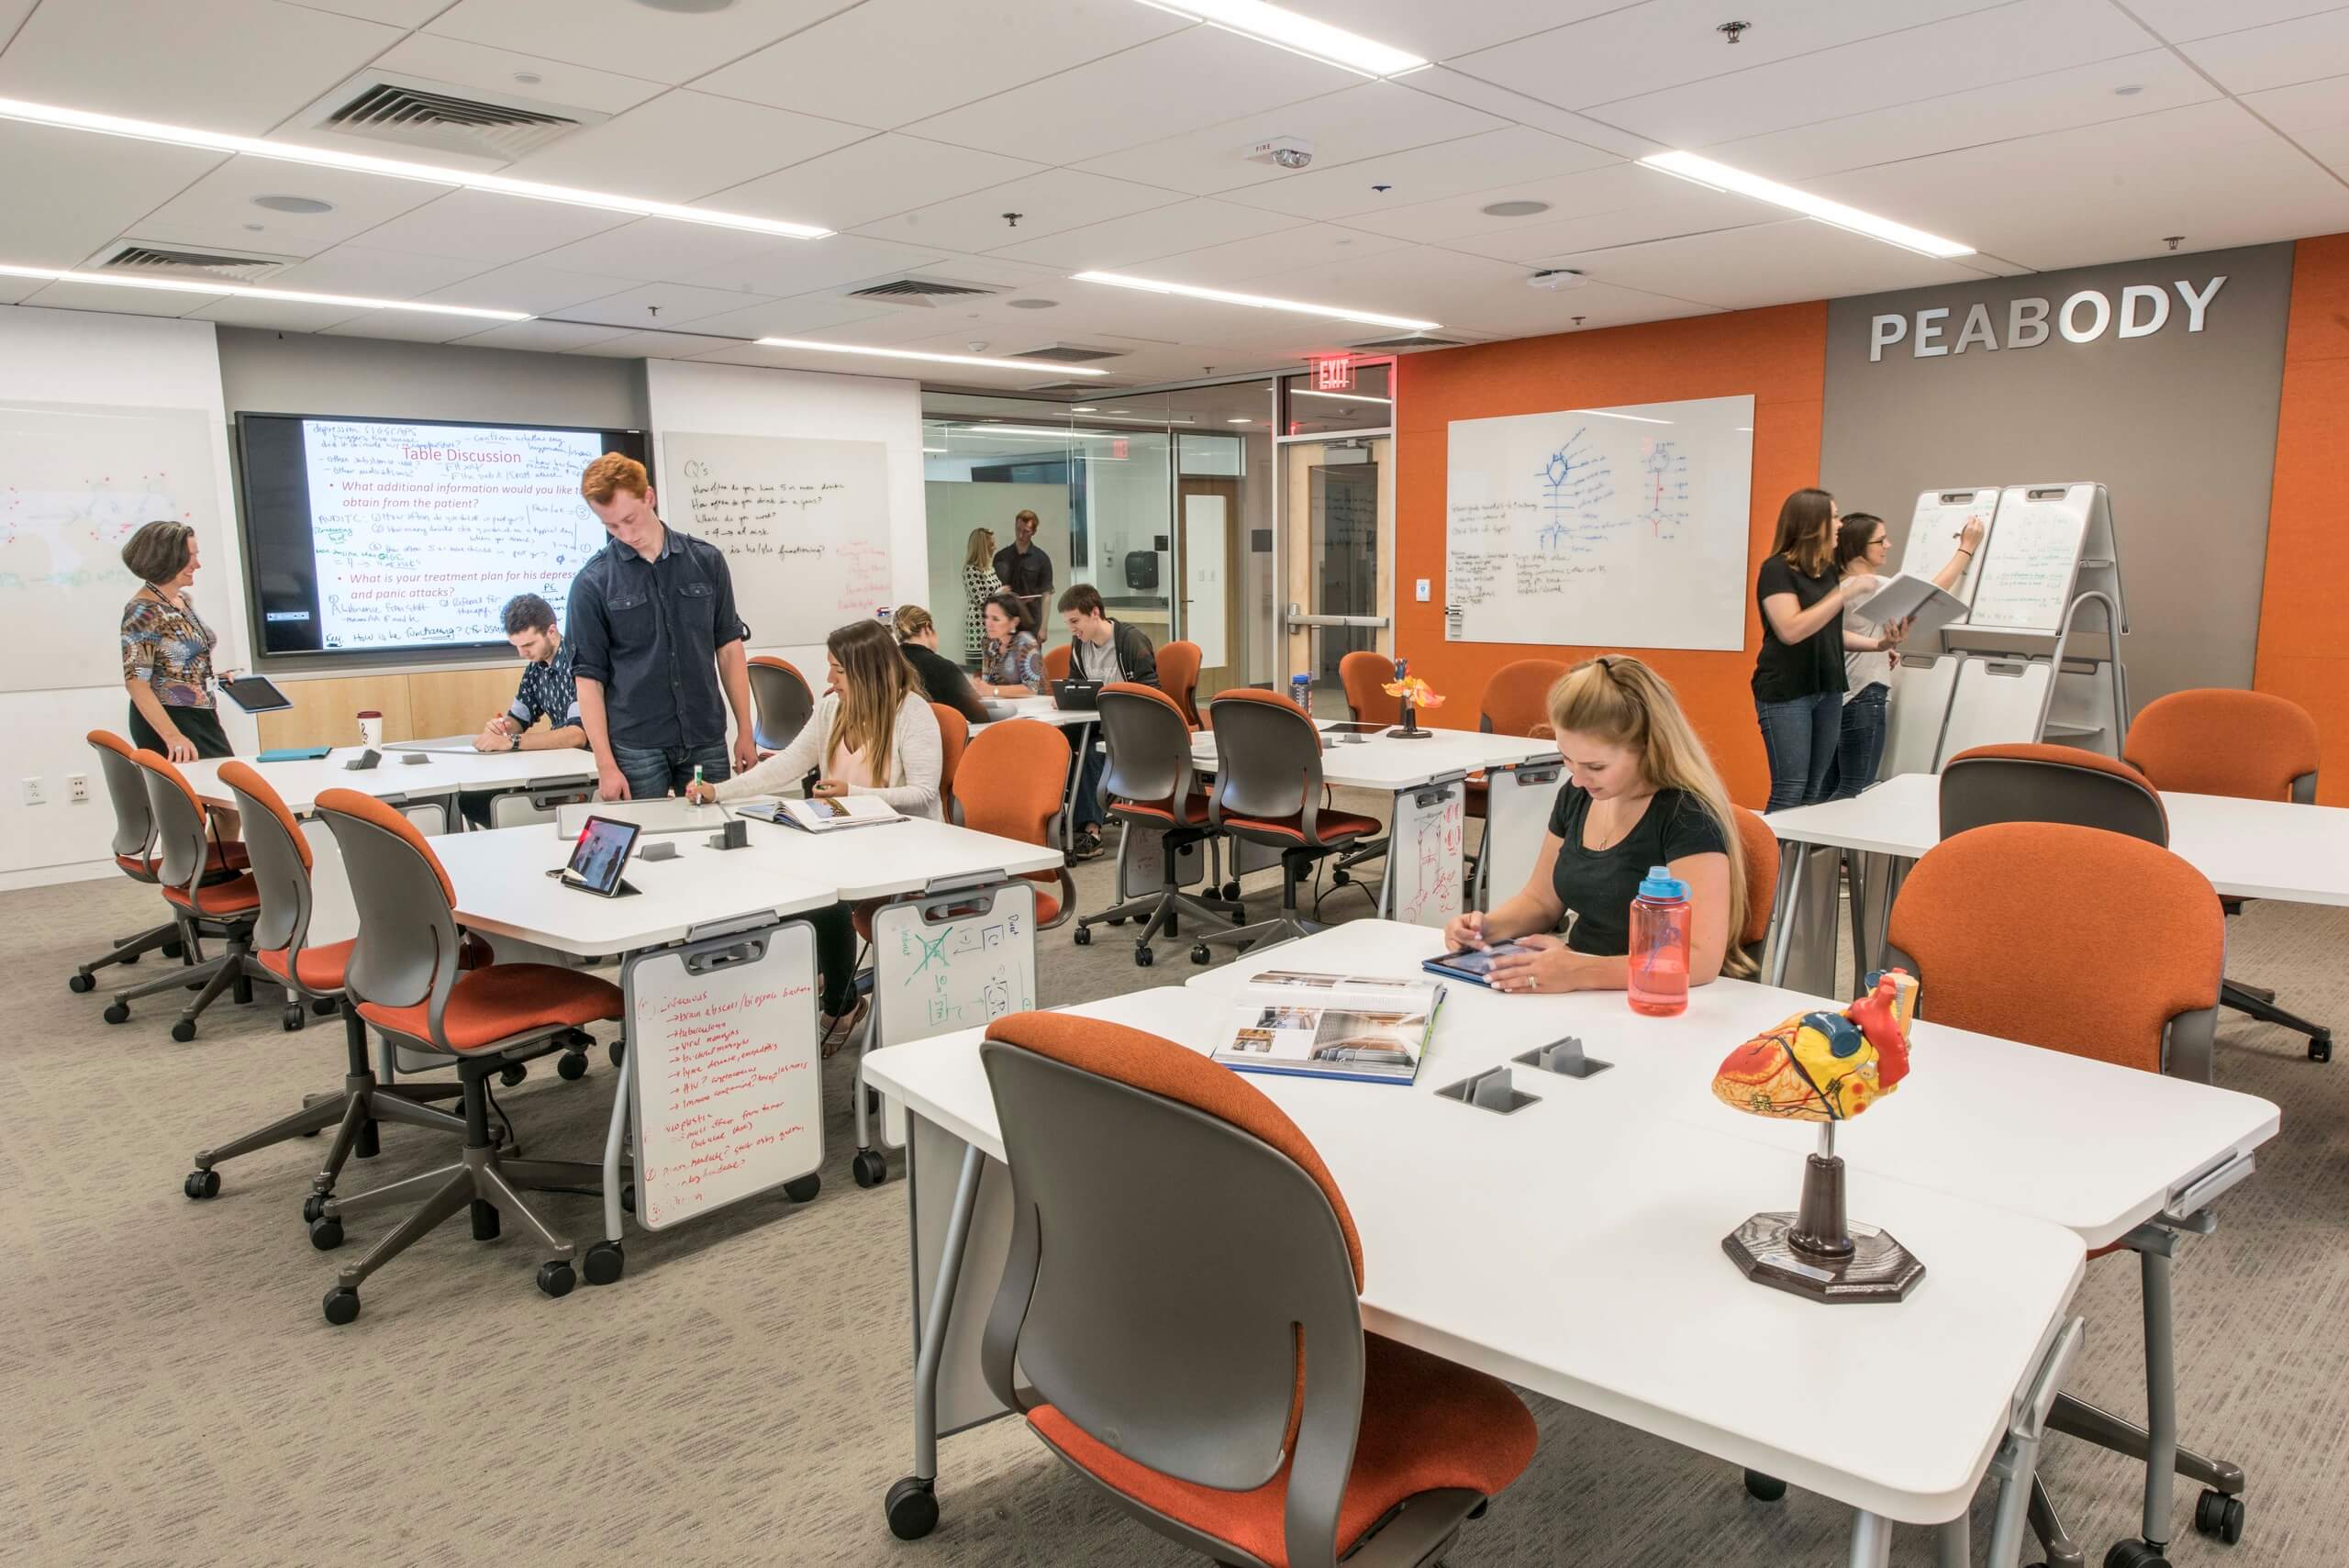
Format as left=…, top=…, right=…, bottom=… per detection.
left=1752, top=487, right=1874, bottom=811
left=1443, top=655, right=1751, bottom=994
left=891, top=605, right=991, bottom=725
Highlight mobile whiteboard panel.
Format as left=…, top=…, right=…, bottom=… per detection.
left=1881, top=655, right=1960, bottom=781
left=658, top=429, right=896, bottom=647
left=1444, top=395, right=1753, bottom=650
left=1899, top=488, right=2001, bottom=606
left=1965, top=484, right=2097, bottom=631
left=1936, top=658, right=2054, bottom=767
left=623, top=921, right=822, bottom=1230
left=1386, top=781, right=1466, bottom=929
left=871, top=881, right=1039, bottom=1149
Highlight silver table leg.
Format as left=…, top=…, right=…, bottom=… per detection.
left=601, top=1052, right=632, bottom=1244
left=1936, top=1515, right=1970, bottom=1568
left=1768, top=838, right=1809, bottom=987
left=885, top=1139, right=987, bottom=1540
left=1848, top=1509, right=1894, bottom=1568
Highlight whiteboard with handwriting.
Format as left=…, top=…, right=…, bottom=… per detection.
left=624, top=921, right=822, bottom=1230
left=1445, top=395, right=1753, bottom=650
left=1898, top=487, right=2001, bottom=606
left=871, top=882, right=1039, bottom=1149
left=661, top=429, right=894, bottom=647
left=1965, top=484, right=2095, bottom=630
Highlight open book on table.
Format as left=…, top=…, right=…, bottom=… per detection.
left=737, top=795, right=905, bottom=832
left=1210, top=970, right=1445, bottom=1086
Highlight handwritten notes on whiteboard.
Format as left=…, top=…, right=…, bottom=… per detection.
left=301, top=419, right=608, bottom=651
left=1898, top=487, right=2000, bottom=607
left=1445, top=395, right=1753, bottom=651
left=871, top=884, right=1040, bottom=1150
left=661, top=430, right=894, bottom=647
left=1967, top=484, right=2095, bottom=630
left=1390, top=785, right=1466, bottom=929
left=626, top=923, right=822, bottom=1229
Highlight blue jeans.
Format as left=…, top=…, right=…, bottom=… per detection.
left=1755, top=691, right=1842, bottom=812
left=1827, top=683, right=1889, bottom=802
left=1071, top=742, right=1108, bottom=831
left=610, top=738, right=729, bottom=802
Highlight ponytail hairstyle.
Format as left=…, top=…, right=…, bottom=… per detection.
left=826, top=619, right=918, bottom=785
left=1770, top=487, right=1838, bottom=576
left=1547, top=655, right=1753, bottom=977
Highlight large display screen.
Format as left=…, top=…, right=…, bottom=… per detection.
left=236, top=413, right=650, bottom=658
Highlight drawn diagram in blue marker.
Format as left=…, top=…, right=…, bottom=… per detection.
left=1533, top=429, right=1616, bottom=554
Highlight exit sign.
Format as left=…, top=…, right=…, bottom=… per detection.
left=1312, top=356, right=1354, bottom=392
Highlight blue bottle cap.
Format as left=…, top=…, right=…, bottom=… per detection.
left=1639, top=866, right=1687, bottom=899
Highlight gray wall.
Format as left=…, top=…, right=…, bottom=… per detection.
left=1820, top=242, right=2293, bottom=712
left=216, top=327, right=649, bottom=428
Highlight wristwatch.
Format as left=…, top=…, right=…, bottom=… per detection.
left=508, top=732, right=521, bottom=751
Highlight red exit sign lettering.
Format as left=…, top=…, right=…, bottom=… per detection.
left=1311, top=356, right=1354, bottom=392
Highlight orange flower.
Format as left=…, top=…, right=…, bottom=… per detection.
left=1381, top=675, right=1446, bottom=707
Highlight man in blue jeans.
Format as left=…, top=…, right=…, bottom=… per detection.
left=567, top=452, right=758, bottom=803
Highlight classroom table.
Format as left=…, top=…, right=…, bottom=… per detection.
left=178, top=744, right=596, bottom=816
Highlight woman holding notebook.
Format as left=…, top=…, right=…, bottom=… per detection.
left=689, top=619, right=942, bottom=1047
left=1826, top=510, right=1982, bottom=799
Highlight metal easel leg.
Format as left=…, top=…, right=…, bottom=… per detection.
left=601, top=1056, right=632, bottom=1245
left=887, top=1140, right=985, bottom=1540
left=1847, top=1509, right=1894, bottom=1568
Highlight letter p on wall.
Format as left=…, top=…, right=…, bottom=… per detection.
left=1869, top=314, right=1908, bottom=361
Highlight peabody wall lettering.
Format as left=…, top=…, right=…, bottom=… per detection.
left=1869, top=277, right=2226, bottom=361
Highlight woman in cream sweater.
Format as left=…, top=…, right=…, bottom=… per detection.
left=691, top=619, right=941, bottom=1044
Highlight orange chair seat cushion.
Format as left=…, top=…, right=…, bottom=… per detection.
left=256, top=938, right=355, bottom=993
left=1028, top=1331, right=1536, bottom=1568
left=1222, top=810, right=1381, bottom=845
left=163, top=874, right=262, bottom=916
left=118, top=840, right=251, bottom=879
left=357, top=962, right=621, bottom=1052
left=1112, top=793, right=1212, bottom=827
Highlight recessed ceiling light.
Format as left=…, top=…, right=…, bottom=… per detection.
left=1132, top=0, right=1427, bottom=77
left=252, top=194, right=335, bottom=215
left=922, top=447, right=948, bottom=453
left=752, top=338, right=1110, bottom=375
left=1007, top=297, right=1058, bottom=309
left=2113, top=83, right=2143, bottom=96
left=1290, top=388, right=1391, bottom=405
left=633, top=0, right=735, bottom=11
left=1072, top=269, right=1439, bottom=331
left=1072, top=406, right=1098, bottom=412
left=1575, top=407, right=1672, bottom=425
left=513, top=72, right=543, bottom=85
left=1637, top=150, right=1974, bottom=259
left=1226, top=417, right=1252, bottom=423
left=1480, top=199, right=1551, bottom=218
left=0, top=262, right=529, bottom=321
left=0, top=95, right=832, bottom=239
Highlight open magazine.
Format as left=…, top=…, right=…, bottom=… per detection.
left=738, top=795, right=905, bottom=832
left=1211, top=970, right=1445, bottom=1086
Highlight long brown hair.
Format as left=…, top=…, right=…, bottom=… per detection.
left=1771, top=488, right=1837, bottom=576
left=1548, top=655, right=1753, bottom=977
left=827, top=620, right=918, bottom=784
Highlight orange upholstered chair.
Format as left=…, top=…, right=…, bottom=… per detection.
left=747, top=656, right=815, bottom=753
left=310, top=788, right=623, bottom=1321
left=1043, top=642, right=1074, bottom=685
left=930, top=701, right=970, bottom=818
left=2124, top=689, right=2331, bottom=1062
left=973, top=1012, right=1536, bottom=1567
left=69, top=728, right=244, bottom=994
left=1156, top=639, right=1204, bottom=727
left=1730, top=806, right=1779, bottom=962
left=1337, top=651, right=1401, bottom=726
left=1478, top=659, right=1567, bottom=740
left=952, top=719, right=1075, bottom=929
left=1885, top=819, right=2241, bottom=1564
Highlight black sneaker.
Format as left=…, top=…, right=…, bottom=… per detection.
left=1072, top=828, right=1105, bottom=862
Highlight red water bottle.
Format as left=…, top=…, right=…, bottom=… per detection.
left=1628, top=866, right=1691, bottom=1018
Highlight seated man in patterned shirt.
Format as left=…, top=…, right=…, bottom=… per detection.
left=460, top=593, right=587, bottom=827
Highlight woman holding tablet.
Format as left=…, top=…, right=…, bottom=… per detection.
left=1442, top=656, right=1748, bottom=995
left=1753, top=487, right=1875, bottom=810
left=119, top=520, right=237, bottom=764
left=689, top=620, right=942, bottom=1047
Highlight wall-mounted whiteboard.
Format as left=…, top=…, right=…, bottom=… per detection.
left=0, top=402, right=223, bottom=693
left=1898, top=487, right=2001, bottom=606
left=662, top=429, right=894, bottom=647
left=1445, top=395, right=1753, bottom=650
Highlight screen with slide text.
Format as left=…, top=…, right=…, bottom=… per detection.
left=237, top=413, right=649, bottom=658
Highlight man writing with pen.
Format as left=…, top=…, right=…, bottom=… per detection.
left=458, top=592, right=586, bottom=828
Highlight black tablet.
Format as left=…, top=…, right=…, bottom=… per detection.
left=1421, top=940, right=1542, bottom=988
left=560, top=814, right=642, bottom=897
left=218, top=675, right=293, bottom=713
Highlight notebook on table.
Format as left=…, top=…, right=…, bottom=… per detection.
left=1210, top=969, right=1445, bottom=1086
left=737, top=795, right=905, bottom=832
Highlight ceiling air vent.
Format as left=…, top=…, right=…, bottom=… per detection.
left=91, top=243, right=296, bottom=284
left=303, top=72, right=602, bottom=163
left=1350, top=332, right=1463, bottom=350
left=1010, top=343, right=1127, bottom=363
left=844, top=275, right=1008, bottom=306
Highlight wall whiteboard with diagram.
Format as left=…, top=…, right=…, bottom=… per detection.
left=658, top=429, right=895, bottom=647
left=1445, top=395, right=1754, bottom=650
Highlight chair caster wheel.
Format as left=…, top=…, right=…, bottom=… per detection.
left=2103, top=1541, right=2168, bottom=1568
left=607, top=1039, right=626, bottom=1068
left=2196, top=1489, right=2245, bottom=1545
left=1072, top=923, right=1092, bottom=946
left=308, top=1216, right=343, bottom=1251
left=171, top=1019, right=196, bottom=1042
left=852, top=1150, right=888, bottom=1188
left=183, top=1168, right=219, bottom=1200
left=302, top=1192, right=329, bottom=1224
left=121, top=951, right=140, bottom=964
left=312, top=996, right=338, bottom=1017
left=499, top=1063, right=526, bottom=1087
left=885, top=1476, right=939, bottom=1540
left=1105, top=915, right=1127, bottom=927
left=584, top=1240, right=625, bottom=1286
left=104, top=1002, right=129, bottom=1025
left=536, top=1260, right=575, bottom=1298
left=785, top=1173, right=821, bottom=1203
left=1222, top=881, right=1241, bottom=901
left=1468, top=1499, right=1488, bottom=1520
left=322, top=1286, right=361, bottom=1326
left=1191, top=944, right=1212, bottom=965
left=2310, top=1031, right=2332, bottom=1063
left=162, top=940, right=184, bottom=960
left=1331, top=869, right=1351, bottom=886
left=1134, top=945, right=1154, bottom=967
left=1743, top=1470, right=1787, bottom=1502
left=557, top=1051, right=587, bottom=1081
left=68, top=972, right=95, bottom=994
left=471, top=1199, right=499, bottom=1240
left=282, top=1006, right=305, bottom=1031
left=619, top=1183, right=636, bottom=1215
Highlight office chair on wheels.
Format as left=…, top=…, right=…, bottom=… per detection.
left=747, top=656, right=816, bottom=753
left=1074, top=684, right=1245, bottom=967
left=70, top=730, right=239, bottom=995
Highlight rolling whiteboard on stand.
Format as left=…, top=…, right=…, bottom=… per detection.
left=1445, top=395, right=1753, bottom=650
left=1899, top=487, right=2000, bottom=606
left=659, top=430, right=894, bottom=646
left=1965, top=484, right=2097, bottom=631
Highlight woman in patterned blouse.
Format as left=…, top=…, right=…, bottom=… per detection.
left=120, top=520, right=235, bottom=764
left=961, top=527, right=1003, bottom=669
left=974, top=590, right=1045, bottom=697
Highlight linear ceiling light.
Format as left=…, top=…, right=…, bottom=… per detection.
left=1637, top=150, right=1974, bottom=260
left=755, top=338, right=1109, bottom=375
left=0, top=95, right=832, bottom=239
left=1573, top=407, right=1671, bottom=425
left=951, top=425, right=1123, bottom=439
left=1289, top=387, right=1391, bottom=404
left=1072, top=270, right=1439, bottom=331
left=1135, top=0, right=1427, bottom=76
left=0, top=262, right=529, bottom=320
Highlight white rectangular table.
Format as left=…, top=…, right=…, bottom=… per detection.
left=180, top=745, right=596, bottom=815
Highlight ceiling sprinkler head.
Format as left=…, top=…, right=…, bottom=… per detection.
left=1718, top=19, right=1751, bottom=43
left=2163, top=235, right=2184, bottom=251
left=1002, top=212, right=1022, bottom=228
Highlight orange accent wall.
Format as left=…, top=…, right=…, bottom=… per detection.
left=2254, top=233, right=2349, bottom=805
left=1395, top=303, right=1829, bottom=808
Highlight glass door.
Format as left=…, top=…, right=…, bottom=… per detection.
left=1164, top=381, right=1275, bottom=705
left=1280, top=434, right=1394, bottom=719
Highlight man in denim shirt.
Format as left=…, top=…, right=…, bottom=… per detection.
left=567, top=453, right=758, bottom=802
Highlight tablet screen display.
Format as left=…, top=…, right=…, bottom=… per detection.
left=217, top=675, right=293, bottom=713
left=1425, top=940, right=1538, bottom=981
left=566, top=815, right=640, bottom=895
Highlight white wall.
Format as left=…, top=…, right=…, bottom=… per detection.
left=644, top=360, right=926, bottom=679
left=0, top=306, right=252, bottom=891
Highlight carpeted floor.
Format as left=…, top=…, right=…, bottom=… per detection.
left=4, top=840, right=2345, bottom=1568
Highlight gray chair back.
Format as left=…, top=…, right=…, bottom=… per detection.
left=1205, top=689, right=1324, bottom=823
left=1097, top=682, right=1198, bottom=810
left=1939, top=743, right=2167, bottom=846
left=90, top=732, right=157, bottom=866
left=133, top=750, right=215, bottom=898
left=978, top=1014, right=1366, bottom=1567
left=220, top=763, right=314, bottom=960
left=749, top=657, right=815, bottom=752
left=316, top=789, right=462, bottom=1031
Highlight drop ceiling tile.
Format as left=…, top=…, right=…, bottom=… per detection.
left=553, top=280, right=779, bottom=330
left=407, top=259, right=641, bottom=314
left=2244, top=74, right=2349, bottom=174
left=502, top=91, right=869, bottom=203
left=905, top=26, right=1356, bottom=164
left=0, top=0, right=402, bottom=134
left=706, top=137, right=1042, bottom=232
left=1543, top=218, right=1991, bottom=310
left=291, top=0, right=447, bottom=22
left=265, top=245, right=493, bottom=298
left=445, top=318, right=634, bottom=351
left=666, top=233, right=947, bottom=297
left=1397, top=67, right=1663, bottom=159
left=183, top=296, right=373, bottom=331
left=1438, top=190, right=1773, bottom=264
left=664, top=293, right=898, bottom=340
left=1334, top=158, right=1758, bottom=244
left=2124, top=0, right=2349, bottom=45
left=1222, top=242, right=1527, bottom=329
left=986, top=198, right=1306, bottom=271
left=0, top=123, right=225, bottom=269
left=698, top=0, right=1186, bottom=130
left=525, top=219, right=812, bottom=283
left=424, top=0, right=860, bottom=86
left=789, top=308, right=1008, bottom=347
left=322, top=311, right=492, bottom=343
left=134, top=158, right=450, bottom=258
left=1274, top=0, right=1605, bottom=61
left=20, top=278, right=226, bottom=317
left=1221, top=125, right=1618, bottom=221
left=0, top=0, right=33, bottom=36
left=367, top=34, right=670, bottom=116
left=1707, top=50, right=2220, bottom=183
left=567, top=328, right=740, bottom=359
left=1586, top=0, right=2157, bottom=150
left=355, top=189, right=636, bottom=264
left=0, top=273, right=43, bottom=306
left=2181, top=9, right=2349, bottom=94
left=853, top=168, right=1181, bottom=254
left=1122, top=223, right=1419, bottom=285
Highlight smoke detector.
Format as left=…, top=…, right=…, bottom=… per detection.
left=1528, top=268, right=1587, bottom=291
left=1247, top=136, right=1314, bottom=171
